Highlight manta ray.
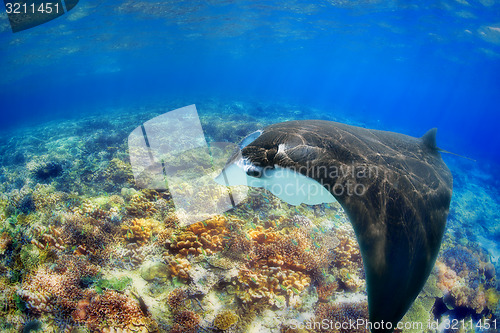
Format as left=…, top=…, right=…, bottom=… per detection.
left=216, top=120, right=453, bottom=333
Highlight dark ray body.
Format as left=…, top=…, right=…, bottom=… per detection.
left=226, top=120, right=453, bottom=332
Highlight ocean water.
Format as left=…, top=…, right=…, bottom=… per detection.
left=0, top=1, right=499, bottom=332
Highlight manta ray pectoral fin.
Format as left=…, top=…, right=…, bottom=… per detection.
left=219, top=120, right=453, bottom=333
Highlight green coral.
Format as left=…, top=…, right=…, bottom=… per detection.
left=19, top=244, right=40, bottom=271
left=484, top=286, right=500, bottom=311
left=95, top=276, right=132, bottom=293
left=422, top=274, right=444, bottom=298
left=400, top=296, right=435, bottom=333
left=400, top=273, right=443, bottom=332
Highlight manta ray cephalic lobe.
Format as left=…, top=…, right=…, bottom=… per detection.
left=216, top=120, right=453, bottom=333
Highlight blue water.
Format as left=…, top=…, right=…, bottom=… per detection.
left=1, top=0, right=499, bottom=166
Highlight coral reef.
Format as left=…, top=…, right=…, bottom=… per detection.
left=435, top=244, right=499, bottom=315
left=331, top=227, right=362, bottom=271
left=32, top=160, right=63, bottom=181
left=169, top=215, right=230, bottom=257
left=60, top=210, right=120, bottom=261
left=167, top=288, right=187, bottom=312
left=83, top=290, right=153, bottom=333
left=314, top=301, right=369, bottom=333
left=170, top=310, right=200, bottom=333
left=236, top=263, right=311, bottom=305
left=30, top=225, right=66, bottom=251
left=122, top=218, right=160, bottom=246
left=125, top=191, right=158, bottom=217
left=166, top=256, right=191, bottom=280
left=18, top=255, right=100, bottom=314
left=213, top=310, right=239, bottom=330
left=0, top=232, right=12, bottom=254
left=0, top=108, right=498, bottom=333
left=316, top=280, right=338, bottom=303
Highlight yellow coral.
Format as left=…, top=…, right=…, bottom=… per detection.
left=338, top=267, right=364, bottom=292
left=485, top=286, right=500, bottom=311
left=167, top=257, right=191, bottom=280
left=126, top=192, right=158, bottom=217
left=0, top=232, right=12, bottom=254
left=237, top=264, right=311, bottom=305
left=122, top=218, right=160, bottom=246
left=332, top=231, right=362, bottom=269
left=213, top=310, right=239, bottom=330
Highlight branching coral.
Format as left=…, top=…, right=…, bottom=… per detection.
left=256, top=228, right=337, bottom=273
left=84, top=290, right=153, bottom=332
left=317, top=281, right=338, bottom=303
left=314, top=301, right=369, bottom=333
left=170, top=310, right=200, bottom=333
left=60, top=211, right=119, bottom=261
left=31, top=184, right=65, bottom=211
left=19, top=253, right=153, bottom=332
left=18, top=256, right=100, bottom=314
left=167, top=288, right=187, bottom=312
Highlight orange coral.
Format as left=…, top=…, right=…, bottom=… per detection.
left=249, top=226, right=280, bottom=244
left=31, top=225, right=65, bottom=251
left=236, top=263, right=311, bottom=305
left=317, top=281, right=338, bottom=302
left=170, top=231, right=203, bottom=257
left=122, top=218, right=158, bottom=246
left=167, top=257, right=191, bottom=280
left=435, top=261, right=460, bottom=293
left=332, top=231, right=361, bottom=270
left=171, top=215, right=230, bottom=257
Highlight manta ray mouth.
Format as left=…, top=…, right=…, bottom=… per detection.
left=236, top=157, right=266, bottom=177
left=215, top=157, right=336, bottom=206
